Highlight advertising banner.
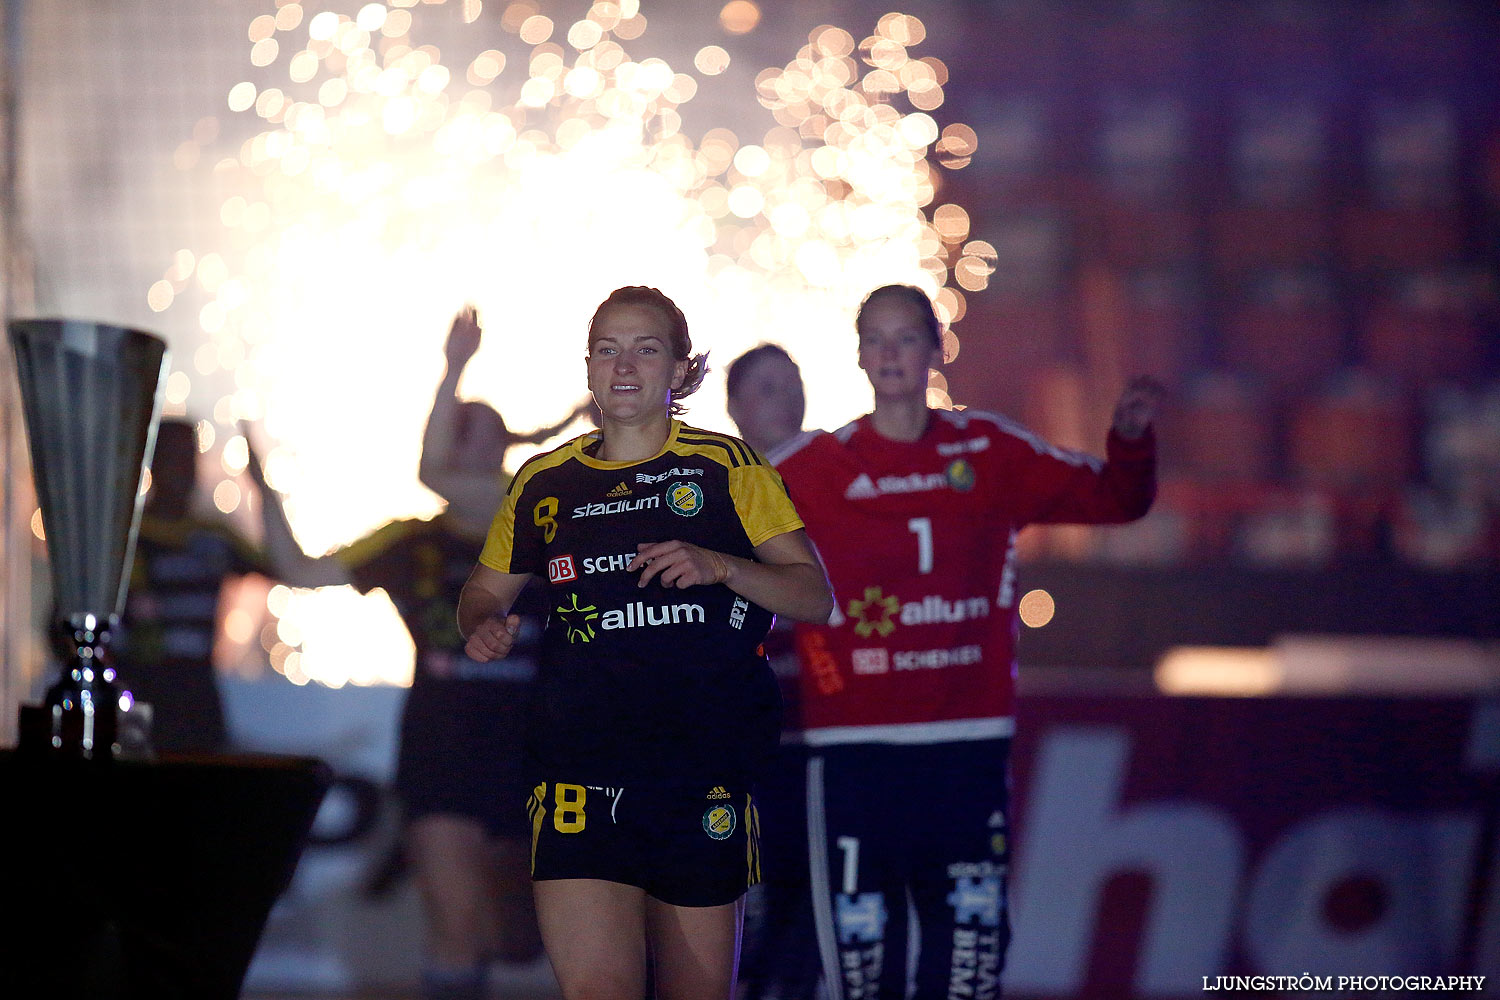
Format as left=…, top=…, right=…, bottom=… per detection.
left=1007, top=695, right=1499, bottom=998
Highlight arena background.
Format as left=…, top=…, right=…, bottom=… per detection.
left=1, top=1, right=1496, bottom=997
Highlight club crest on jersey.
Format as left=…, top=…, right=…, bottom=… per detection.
left=555, top=594, right=598, bottom=643
left=667, top=481, right=705, bottom=517
left=946, top=458, right=976, bottom=492
left=548, top=555, right=577, bottom=583
left=703, top=803, right=736, bottom=840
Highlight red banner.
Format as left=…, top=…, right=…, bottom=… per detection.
left=1005, top=695, right=1499, bottom=998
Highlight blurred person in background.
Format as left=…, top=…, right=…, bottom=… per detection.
left=723, top=343, right=824, bottom=1000
left=117, top=417, right=275, bottom=753
left=774, top=284, right=1162, bottom=1000
left=726, top=343, right=808, bottom=460
left=251, top=306, right=587, bottom=1000
left=458, top=285, right=833, bottom=1000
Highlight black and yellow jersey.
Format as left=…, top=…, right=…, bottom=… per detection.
left=335, top=512, right=547, bottom=682
left=479, top=419, right=805, bottom=783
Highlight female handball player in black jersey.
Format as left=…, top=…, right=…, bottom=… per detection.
left=458, top=286, right=833, bottom=1000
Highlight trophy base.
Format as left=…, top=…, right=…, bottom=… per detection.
left=17, top=699, right=155, bottom=761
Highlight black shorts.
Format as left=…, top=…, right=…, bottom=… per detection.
left=395, top=670, right=534, bottom=838
left=527, top=775, right=761, bottom=907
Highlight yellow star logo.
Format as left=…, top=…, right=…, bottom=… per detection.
left=555, top=594, right=598, bottom=643
left=848, top=586, right=899, bottom=638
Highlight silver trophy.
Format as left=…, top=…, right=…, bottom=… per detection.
left=9, top=318, right=169, bottom=759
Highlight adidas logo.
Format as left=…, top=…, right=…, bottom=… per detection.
left=844, top=473, right=879, bottom=500
left=706, top=786, right=731, bottom=801
left=605, top=482, right=632, bottom=498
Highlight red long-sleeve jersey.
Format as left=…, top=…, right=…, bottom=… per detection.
left=774, top=407, right=1155, bottom=746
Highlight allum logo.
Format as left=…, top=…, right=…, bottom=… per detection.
left=597, top=600, right=706, bottom=632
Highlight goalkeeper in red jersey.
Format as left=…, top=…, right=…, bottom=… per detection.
left=774, top=284, right=1162, bottom=1000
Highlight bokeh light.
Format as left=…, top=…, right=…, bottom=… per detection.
left=1018, top=588, right=1056, bottom=628
left=719, top=1, right=761, bottom=35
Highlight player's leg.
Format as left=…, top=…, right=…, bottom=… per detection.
left=906, top=739, right=1012, bottom=1000
left=479, top=726, right=544, bottom=965
left=806, top=747, right=909, bottom=1000
left=644, top=894, right=745, bottom=1000
left=530, top=775, right=651, bottom=998
left=534, top=878, right=650, bottom=1000
left=408, top=813, right=496, bottom=1000
left=484, top=835, right=544, bottom=962
left=739, top=743, right=823, bottom=1000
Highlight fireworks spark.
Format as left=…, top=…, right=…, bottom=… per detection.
left=154, top=0, right=986, bottom=687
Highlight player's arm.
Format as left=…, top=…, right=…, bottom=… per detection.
left=242, top=422, right=354, bottom=589
left=418, top=305, right=486, bottom=504
left=630, top=528, right=833, bottom=624
left=458, top=563, right=533, bottom=661
left=510, top=397, right=593, bottom=445
left=1024, top=376, right=1163, bottom=525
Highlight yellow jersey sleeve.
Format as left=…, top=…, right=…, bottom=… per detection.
left=478, top=484, right=520, bottom=573
left=729, top=462, right=804, bottom=548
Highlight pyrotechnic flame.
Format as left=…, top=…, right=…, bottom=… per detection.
left=154, top=0, right=983, bottom=687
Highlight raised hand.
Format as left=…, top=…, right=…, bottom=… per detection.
left=239, top=420, right=269, bottom=491
left=445, top=304, right=482, bottom=369
left=1111, top=375, right=1166, bottom=440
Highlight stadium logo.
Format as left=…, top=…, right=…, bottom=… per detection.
left=843, top=471, right=950, bottom=500
left=667, top=481, right=705, bottom=517
left=572, top=495, right=660, bottom=519
left=548, top=555, right=577, bottom=583
left=555, top=594, right=598, bottom=643
left=703, top=804, right=737, bottom=840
